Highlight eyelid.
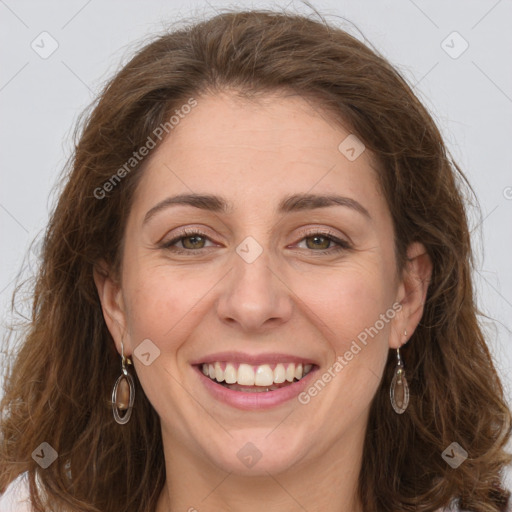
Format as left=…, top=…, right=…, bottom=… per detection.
left=293, top=226, right=350, bottom=245
left=158, top=225, right=218, bottom=245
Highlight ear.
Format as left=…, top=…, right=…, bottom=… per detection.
left=390, top=242, right=432, bottom=349
left=93, top=260, right=129, bottom=356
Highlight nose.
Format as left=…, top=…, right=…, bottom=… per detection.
left=215, top=243, right=293, bottom=333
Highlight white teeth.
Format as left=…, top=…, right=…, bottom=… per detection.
left=214, top=362, right=224, bottom=382
left=294, top=363, right=303, bottom=380
left=237, top=364, right=255, bottom=386
left=224, top=363, right=237, bottom=384
left=201, top=361, right=314, bottom=387
left=254, top=364, right=274, bottom=386
left=273, top=363, right=286, bottom=383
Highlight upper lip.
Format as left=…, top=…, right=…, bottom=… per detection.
left=190, top=351, right=318, bottom=366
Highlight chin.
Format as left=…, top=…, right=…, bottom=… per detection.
left=201, top=429, right=309, bottom=476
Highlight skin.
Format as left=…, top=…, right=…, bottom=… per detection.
left=94, top=91, right=432, bottom=512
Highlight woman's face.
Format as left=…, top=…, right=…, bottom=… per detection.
left=98, top=91, right=428, bottom=476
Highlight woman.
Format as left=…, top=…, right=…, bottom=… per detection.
left=0, top=8, right=510, bottom=512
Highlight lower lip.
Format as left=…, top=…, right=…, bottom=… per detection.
left=193, top=365, right=318, bottom=410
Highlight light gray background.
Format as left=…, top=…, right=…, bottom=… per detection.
left=1, top=0, right=511, bottom=473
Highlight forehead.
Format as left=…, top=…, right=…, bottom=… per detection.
left=131, top=91, right=386, bottom=220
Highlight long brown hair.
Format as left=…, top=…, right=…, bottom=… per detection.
left=1, top=8, right=510, bottom=512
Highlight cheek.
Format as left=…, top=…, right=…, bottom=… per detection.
left=120, top=267, right=206, bottom=418
left=302, top=261, right=395, bottom=339
left=300, top=263, right=395, bottom=395
left=122, top=262, right=211, bottom=342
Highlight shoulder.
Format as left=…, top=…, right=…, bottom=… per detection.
left=0, top=473, right=32, bottom=512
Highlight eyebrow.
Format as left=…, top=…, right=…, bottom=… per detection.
left=143, top=192, right=371, bottom=224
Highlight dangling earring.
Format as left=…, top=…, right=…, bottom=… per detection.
left=390, top=330, right=409, bottom=414
left=112, top=342, right=135, bottom=425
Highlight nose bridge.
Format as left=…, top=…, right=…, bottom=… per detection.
left=215, top=233, right=292, bottom=330
left=235, top=236, right=275, bottom=293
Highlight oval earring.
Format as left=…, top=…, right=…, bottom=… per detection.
left=390, top=343, right=410, bottom=415
left=112, top=343, right=135, bottom=425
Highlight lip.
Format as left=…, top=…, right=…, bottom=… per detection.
left=192, top=363, right=319, bottom=411
left=189, top=351, right=318, bottom=367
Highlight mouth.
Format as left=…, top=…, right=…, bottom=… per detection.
left=191, top=355, right=319, bottom=410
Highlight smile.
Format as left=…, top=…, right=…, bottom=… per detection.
left=192, top=354, right=319, bottom=410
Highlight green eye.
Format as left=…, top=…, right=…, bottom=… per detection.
left=181, top=234, right=207, bottom=250
left=304, top=235, right=332, bottom=250
left=161, top=230, right=350, bottom=255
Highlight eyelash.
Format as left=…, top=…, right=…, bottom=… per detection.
left=159, top=228, right=351, bottom=255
